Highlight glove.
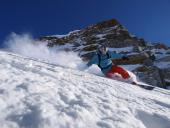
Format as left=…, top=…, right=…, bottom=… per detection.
left=122, top=56, right=129, bottom=60
left=149, top=55, right=156, bottom=61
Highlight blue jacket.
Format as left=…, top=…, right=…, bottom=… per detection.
left=87, top=51, right=123, bottom=74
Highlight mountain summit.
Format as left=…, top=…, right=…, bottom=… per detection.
left=40, top=18, right=144, bottom=57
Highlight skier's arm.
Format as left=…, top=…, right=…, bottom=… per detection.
left=109, top=51, right=124, bottom=59
left=109, top=51, right=129, bottom=60
left=87, top=54, right=99, bottom=67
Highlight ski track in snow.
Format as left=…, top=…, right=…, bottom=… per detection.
left=0, top=50, right=170, bottom=128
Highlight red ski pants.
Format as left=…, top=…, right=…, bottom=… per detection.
left=106, top=65, right=130, bottom=79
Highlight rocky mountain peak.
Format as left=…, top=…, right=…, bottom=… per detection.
left=85, top=19, right=120, bottom=30
left=40, top=19, right=139, bottom=54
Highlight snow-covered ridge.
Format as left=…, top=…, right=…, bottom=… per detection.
left=0, top=50, right=170, bottom=128
left=51, top=30, right=81, bottom=39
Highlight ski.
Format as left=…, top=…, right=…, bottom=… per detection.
left=136, top=84, right=155, bottom=90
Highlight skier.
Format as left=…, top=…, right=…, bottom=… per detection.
left=86, top=44, right=155, bottom=90
left=87, top=44, right=132, bottom=82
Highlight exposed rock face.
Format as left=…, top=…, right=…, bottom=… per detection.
left=40, top=19, right=144, bottom=58
left=161, top=68, right=170, bottom=86
left=39, top=18, right=170, bottom=88
left=133, top=66, right=166, bottom=88
left=155, top=56, right=170, bottom=87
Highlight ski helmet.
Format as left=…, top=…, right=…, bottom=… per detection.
left=98, top=44, right=108, bottom=54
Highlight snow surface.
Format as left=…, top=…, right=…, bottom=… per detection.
left=0, top=50, right=170, bottom=128
left=155, top=62, right=170, bottom=69
left=52, top=30, right=80, bottom=38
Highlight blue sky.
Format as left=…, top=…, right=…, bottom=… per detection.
left=0, top=0, right=170, bottom=47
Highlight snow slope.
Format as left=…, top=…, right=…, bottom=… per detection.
left=0, top=50, right=170, bottom=128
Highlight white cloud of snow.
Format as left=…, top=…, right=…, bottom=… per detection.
left=3, top=33, right=89, bottom=71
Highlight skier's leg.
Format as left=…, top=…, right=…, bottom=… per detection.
left=106, top=65, right=140, bottom=86
left=106, top=65, right=130, bottom=79
left=105, top=71, right=114, bottom=78
left=105, top=65, right=120, bottom=78
left=113, top=65, right=130, bottom=79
